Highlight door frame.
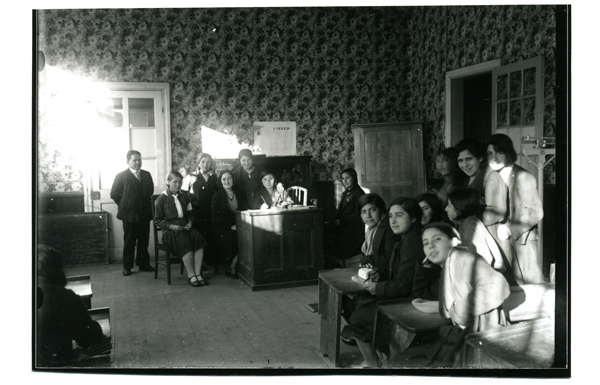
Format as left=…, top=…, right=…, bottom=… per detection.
left=444, top=59, right=501, bottom=147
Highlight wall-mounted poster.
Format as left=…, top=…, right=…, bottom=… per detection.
left=253, top=121, right=297, bottom=156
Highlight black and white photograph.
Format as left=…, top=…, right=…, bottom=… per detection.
left=19, top=0, right=579, bottom=380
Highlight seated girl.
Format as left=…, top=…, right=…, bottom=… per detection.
left=343, top=193, right=401, bottom=268
left=154, top=171, right=208, bottom=287
left=251, top=170, right=294, bottom=209
left=393, top=222, right=510, bottom=367
left=341, top=197, right=424, bottom=367
left=415, top=192, right=447, bottom=226
left=327, top=168, right=366, bottom=267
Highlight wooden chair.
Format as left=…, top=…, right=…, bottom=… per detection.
left=151, top=194, right=184, bottom=284
left=286, top=186, right=308, bottom=206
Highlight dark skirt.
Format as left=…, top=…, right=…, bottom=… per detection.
left=162, top=228, right=207, bottom=257
left=212, top=225, right=239, bottom=265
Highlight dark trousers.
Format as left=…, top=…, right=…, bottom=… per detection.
left=122, top=220, right=151, bottom=269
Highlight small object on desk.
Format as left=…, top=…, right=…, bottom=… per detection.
left=306, top=303, right=319, bottom=313
left=351, top=275, right=369, bottom=285
left=358, top=267, right=374, bottom=280
left=411, top=298, right=439, bottom=314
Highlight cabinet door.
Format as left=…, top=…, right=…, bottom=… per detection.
left=352, top=122, right=426, bottom=206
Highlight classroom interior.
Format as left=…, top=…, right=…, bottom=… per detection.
left=34, top=6, right=569, bottom=372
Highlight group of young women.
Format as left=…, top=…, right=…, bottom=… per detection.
left=330, top=133, right=544, bottom=367
left=154, top=149, right=296, bottom=287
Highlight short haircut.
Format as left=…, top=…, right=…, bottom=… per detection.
left=415, top=192, right=444, bottom=221
left=167, top=171, right=184, bottom=183
left=217, top=169, right=234, bottom=188
left=238, top=149, right=253, bottom=160
left=126, top=150, right=141, bottom=161
left=357, top=193, right=386, bottom=214
left=421, top=222, right=462, bottom=243
left=178, top=166, right=189, bottom=172
left=341, top=168, right=358, bottom=184
left=198, top=153, right=214, bottom=170
left=447, top=188, right=484, bottom=220
left=37, top=244, right=67, bottom=287
left=388, top=196, right=423, bottom=231
left=485, top=134, right=518, bottom=164
left=454, top=138, right=486, bottom=161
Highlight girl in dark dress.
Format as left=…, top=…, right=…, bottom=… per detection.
left=154, top=171, right=208, bottom=287
left=341, top=197, right=424, bottom=367
left=251, top=170, right=294, bottom=209
left=190, top=153, right=219, bottom=271
left=211, top=169, right=248, bottom=279
left=328, top=168, right=366, bottom=267
left=231, top=149, right=262, bottom=209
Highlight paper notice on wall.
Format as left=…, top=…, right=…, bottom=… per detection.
left=253, top=121, right=296, bottom=156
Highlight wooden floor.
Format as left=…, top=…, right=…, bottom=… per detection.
left=62, top=262, right=365, bottom=370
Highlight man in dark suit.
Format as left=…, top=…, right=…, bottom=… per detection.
left=110, top=150, right=155, bottom=276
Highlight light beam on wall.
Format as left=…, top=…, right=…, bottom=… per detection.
left=201, top=125, right=250, bottom=159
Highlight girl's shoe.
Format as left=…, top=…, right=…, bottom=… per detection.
left=230, top=268, right=239, bottom=279
left=188, top=276, right=201, bottom=287
left=196, top=276, right=209, bottom=286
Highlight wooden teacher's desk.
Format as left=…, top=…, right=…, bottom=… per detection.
left=236, top=207, right=324, bottom=291
left=318, top=267, right=369, bottom=367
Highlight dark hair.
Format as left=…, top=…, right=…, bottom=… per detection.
left=421, top=222, right=461, bottom=243
left=485, top=134, right=518, bottom=164
left=447, top=188, right=484, bottom=220
left=126, top=150, right=141, bottom=161
left=37, top=244, right=67, bottom=287
left=259, top=169, right=277, bottom=182
left=388, top=197, right=423, bottom=231
left=217, top=169, right=234, bottom=188
left=178, top=165, right=189, bottom=172
left=167, top=171, right=184, bottom=183
left=454, top=139, right=486, bottom=161
left=238, top=149, right=253, bottom=160
left=415, top=193, right=445, bottom=223
left=357, top=193, right=386, bottom=214
left=341, top=168, right=358, bottom=186
left=197, top=153, right=214, bottom=171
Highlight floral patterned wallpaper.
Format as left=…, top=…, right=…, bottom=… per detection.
left=37, top=5, right=557, bottom=192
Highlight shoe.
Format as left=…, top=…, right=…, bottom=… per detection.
left=225, top=268, right=231, bottom=277
left=230, top=269, right=239, bottom=279
left=123, top=269, right=132, bottom=276
left=139, top=264, right=155, bottom=272
left=188, top=276, right=201, bottom=287
left=196, top=276, right=209, bottom=286
left=341, top=336, right=357, bottom=346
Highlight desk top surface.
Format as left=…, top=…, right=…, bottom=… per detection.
left=465, top=317, right=554, bottom=368
left=377, top=298, right=445, bottom=333
left=66, top=276, right=92, bottom=296
left=239, top=207, right=323, bottom=216
left=319, top=268, right=369, bottom=295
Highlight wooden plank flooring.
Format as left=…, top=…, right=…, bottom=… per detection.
left=62, top=263, right=364, bottom=369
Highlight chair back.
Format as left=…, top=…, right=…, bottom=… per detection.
left=286, top=186, right=308, bottom=206
left=151, top=194, right=162, bottom=245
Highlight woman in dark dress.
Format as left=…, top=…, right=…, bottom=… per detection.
left=190, top=153, right=219, bottom=271
left=341, top=197, right=424, bottom=367
left=328, top=168, right=366, bottom=267
left=250, top=170, right=295, bottom=209
left=154, top=171, right=208, bottom=287
left=211, top=169, right=248, bottom=279
left=231, top=149, right=262, bottom=209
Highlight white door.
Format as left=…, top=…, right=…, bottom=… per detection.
left=86, top=84, right=171, bottom=261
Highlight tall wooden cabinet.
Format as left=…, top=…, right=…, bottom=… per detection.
left=352, top=122, right=426, bottom=206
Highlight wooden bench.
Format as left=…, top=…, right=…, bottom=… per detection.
left=374, top=298, right=445, bottom=364
left=464, top=317, right=554, bottom=368
left=66, top=274, right=92, bottom=309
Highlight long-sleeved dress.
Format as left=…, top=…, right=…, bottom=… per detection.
left=154, top=190, right=207, bottom=257
left=211, top=187, right=248, bottom=265
left=328, top=185, right=366, bottom=262
left=190, top=172, right=218, bottom=264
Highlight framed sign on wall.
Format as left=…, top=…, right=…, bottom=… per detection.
left=253, top=121, right=297, bottom=156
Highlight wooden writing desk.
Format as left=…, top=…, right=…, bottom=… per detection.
left=236, top=207, right=324, bottom=291
left=374, top=298, right=445, bottom=361
left=66, top=274, right=92, bottom=309
left=465, top=317, right=554, bottom=368
left=318, top=268, right=369, bottom=367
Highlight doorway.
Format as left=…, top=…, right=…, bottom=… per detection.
left=463, top=72, right=492, bottom=144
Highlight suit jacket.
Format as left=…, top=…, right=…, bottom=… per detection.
left=110, top=168, right=154, bottom=222
left=335, top=185, right=365, bottom=224
left=439, top=247, right=510, bottom=332
left=359, top=214, right=402, bottom=268
left=506, top=164, right=544, bottom=243
left=374, top=226, right=423, bottom=299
